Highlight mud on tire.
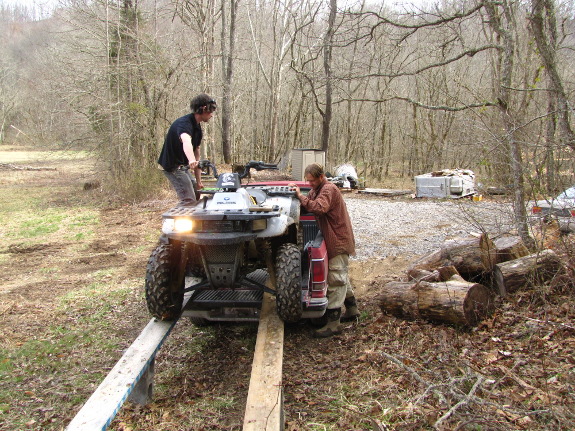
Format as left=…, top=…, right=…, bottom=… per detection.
left=275, top=243, right=302, bottom=322
left=145, top=243, right=184, bottom=321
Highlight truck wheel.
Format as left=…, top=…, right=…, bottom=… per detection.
left=275, top=243, right=303, bottom=323
left=145, top=243, right=184, bottom=321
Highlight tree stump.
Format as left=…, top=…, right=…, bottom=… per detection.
left=408, top=233, right=497, bottom=279
left=377, top=277, right=493, bottom=327
left=492, top=249, right=565, bottom=296
left=493, top=236, right=529, bottom=263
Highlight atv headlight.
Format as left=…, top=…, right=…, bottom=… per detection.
left=162, top=218, right=194, bottom=234
left=174, top=218, right=194, bottom=232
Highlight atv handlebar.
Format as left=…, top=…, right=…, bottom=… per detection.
left=198, top=160, right=277, bottom=180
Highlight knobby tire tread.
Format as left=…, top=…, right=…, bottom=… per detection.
left=275, top=243, right=303, bottom=323
left=145, top=243, right=183, bottom=321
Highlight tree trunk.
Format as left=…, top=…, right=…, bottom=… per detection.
left=484, top=0, right=536, bottom=251
left=320, top=0, right=336, bottom=157
left=493, top=248, right=565, bottom=296
left=529, top=0, right=575, bottom=152
left=221, top=0, right=238, bottom=164
left=378, top=277, right=493, bottom=327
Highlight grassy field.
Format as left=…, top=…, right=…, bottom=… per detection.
left=0, top=148, right=158, bottom=430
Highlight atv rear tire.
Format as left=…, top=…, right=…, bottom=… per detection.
left=145, top=243, right=184, bottom=321
left=275, top=243, right=302, bottom=323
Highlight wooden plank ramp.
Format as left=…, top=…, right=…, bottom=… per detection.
left=243, top=291, right=285, bottom=430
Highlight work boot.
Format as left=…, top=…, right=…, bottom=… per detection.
left=313, top=308, right=342, bottom=338
left=341, top=296, right=360, bottom=322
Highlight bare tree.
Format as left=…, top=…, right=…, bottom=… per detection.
left=484, top=0, right=535, bottom=249
left=221, top=0, right=239, bottom=163
left=247, top=0, right=300, bottom=161
left=528, top=0, right=575, bottom=194
left=0, top=65, right=20, bottom=144
left=320, top=0, right=336, bottom=155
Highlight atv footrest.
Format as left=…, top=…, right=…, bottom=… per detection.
left=188, top=289, right=263, bottom=308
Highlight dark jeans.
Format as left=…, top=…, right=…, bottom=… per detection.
left=163, top=166, right=197, bottom=206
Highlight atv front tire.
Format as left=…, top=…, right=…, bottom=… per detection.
left=275, top=243, right=303, bottom=323
left=145, top=243, right=184, bottom=321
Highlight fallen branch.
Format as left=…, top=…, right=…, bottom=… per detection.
left=434, top=376, right=484, bottom=429
left=525, top=316, right=575, bottom=332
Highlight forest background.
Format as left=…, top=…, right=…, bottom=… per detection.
left=1, top=0, right=574, bottom=234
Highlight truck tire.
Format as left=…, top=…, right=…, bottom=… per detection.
left=275, top=243, right=302, bottom=323
left=145, top=243, right=184, bottom=321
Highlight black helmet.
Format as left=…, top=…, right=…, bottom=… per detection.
left=190, top=93, right=217, bottom=114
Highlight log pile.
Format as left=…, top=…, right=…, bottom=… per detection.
left=407, top=233, right=497, bottom=280
left=378, top=234, right=567, bottom=327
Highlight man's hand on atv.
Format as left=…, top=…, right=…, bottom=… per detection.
left=288, top=183, right=302, bottom=198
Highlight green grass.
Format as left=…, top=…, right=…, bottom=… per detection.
left=0, top=149, right=154, bottom=430
left=1, top=207, right=99, bottom=243
left=0, top=279, right=142, bottom=430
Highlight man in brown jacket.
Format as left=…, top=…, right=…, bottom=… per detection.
left=289, top=163, right=359, bottom=338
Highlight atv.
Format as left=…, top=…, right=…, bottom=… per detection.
left=145, top=160, right=329, bottom=324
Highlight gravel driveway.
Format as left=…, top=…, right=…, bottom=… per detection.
left=345, top=195, right=515, bottom=260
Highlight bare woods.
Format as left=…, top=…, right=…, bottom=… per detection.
left=1, top=1, right=574, bottom=203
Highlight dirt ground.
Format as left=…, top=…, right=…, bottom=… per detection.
left=1, top=152, right=575, bottom=430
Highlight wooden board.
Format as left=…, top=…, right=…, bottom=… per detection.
left=66, top=311, right=185, bottom=431
left=358, top=188, right=413, bottom=196
left=243, top=291, right=285, bottom=430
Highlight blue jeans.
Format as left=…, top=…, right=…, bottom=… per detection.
left=163, top=166, right=197, bottom=206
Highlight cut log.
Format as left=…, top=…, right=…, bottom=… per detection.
left=493, top=249, right=565, bottom=296
left=408, top=233, right=497, bottom=279
left=375, top=281, right=421, bottom=320
left=406, top=265, right=460, bottom=282
left=493, top=236, right=529, bottom=263
left=484, top=186, right=510, bottom=195
left=378, top=277, right=493, bottom=327
left=407, top=248, right=447, bottom=272
left=442, top=233, right=497, bottom=277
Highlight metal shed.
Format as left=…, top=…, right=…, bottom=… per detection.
left=291, top=149, right=325, bottom=181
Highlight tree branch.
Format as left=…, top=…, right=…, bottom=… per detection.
left=346, top=45, right=500, bottom=79
left=341, top=96, right=497, bottom=112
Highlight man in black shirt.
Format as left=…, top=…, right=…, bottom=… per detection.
left=158, top=94, right=217, bottom=206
